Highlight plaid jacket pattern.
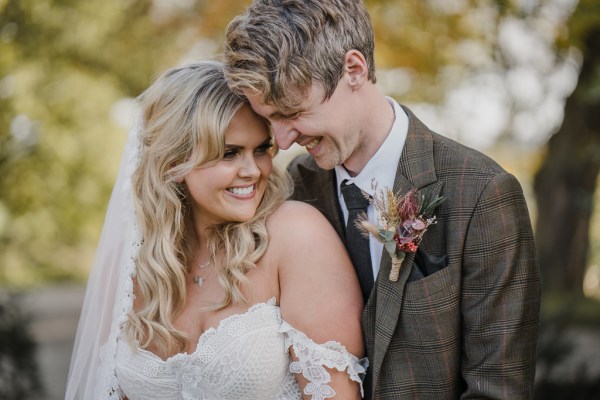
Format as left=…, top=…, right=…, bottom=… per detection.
left=287, top=106, right=541, bottom=399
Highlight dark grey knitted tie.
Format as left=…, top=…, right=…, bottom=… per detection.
left=341, top=180, right=374, bottom=302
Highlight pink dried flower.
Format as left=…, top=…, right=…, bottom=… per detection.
left=397, top=189, right=419, bottom=221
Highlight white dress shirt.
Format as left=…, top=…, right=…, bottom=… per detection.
left=335, top=98, right=408, bottom=279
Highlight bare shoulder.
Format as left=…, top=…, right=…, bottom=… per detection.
left=266, top=200, right=343, bottom=263
left=267, top=201, right=335, bottom=244
left=267, top=200, right=364, bottom=356
left=269, top=200, right=328, bottom=223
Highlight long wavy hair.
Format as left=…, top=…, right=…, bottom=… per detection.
left=125, top=61, right=292, bottom=357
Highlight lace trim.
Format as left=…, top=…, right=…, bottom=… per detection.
left=195, top=297, right=278, bottom=353
left=133, top=297, right=279, bottom=364
left=280, top=322, right=369, bottom=400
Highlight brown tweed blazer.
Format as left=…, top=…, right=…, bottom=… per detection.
left=287, top=106, right=541, bottom=399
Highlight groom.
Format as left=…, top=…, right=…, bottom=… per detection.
left=224, top=0, right=541, bottom=398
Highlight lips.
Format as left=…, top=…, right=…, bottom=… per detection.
left=227, top=184, right=256, bottom=197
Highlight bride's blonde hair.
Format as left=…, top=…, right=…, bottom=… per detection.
left=126, top=61, right=292, bottom=356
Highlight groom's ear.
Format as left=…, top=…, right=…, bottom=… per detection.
left=343, top=50, right=369, bottom=89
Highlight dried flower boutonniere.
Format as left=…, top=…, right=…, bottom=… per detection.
left=358, top=180, right=445, bottom=282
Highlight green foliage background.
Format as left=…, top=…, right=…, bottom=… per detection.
left=0, top=0, right=599, bottom=291
left=0, top=0, right=235, bottom=285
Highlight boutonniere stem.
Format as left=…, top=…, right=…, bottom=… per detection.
left=390, top=253, right=405, bottom=282
left=357, top=180, right=445, bottom=282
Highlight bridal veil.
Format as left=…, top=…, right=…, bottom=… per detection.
left=65, top=120, right=141, bottom=400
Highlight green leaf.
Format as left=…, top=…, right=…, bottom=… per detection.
left=418, top=191, right=446, bottom=217
left=384, top=240, right=397, bottom=255
left=383, top=229, right=395, bottom=241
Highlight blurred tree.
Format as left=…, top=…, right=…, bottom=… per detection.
left=534, top=0, right=600, bottom=296
left=370, top=0, right=599, bottom=297
left=0, top=0, right=243, bottom=286
left=368, top=0, right=487, bottom=103
left=1, top=0, right=596, bottom=293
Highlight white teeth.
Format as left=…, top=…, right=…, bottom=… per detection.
left=228, top=185, right=254, bottom=195
left=305, top=137, right=321, bottom=149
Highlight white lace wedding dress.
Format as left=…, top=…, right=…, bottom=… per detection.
left=115, top=297, right=367, bottom=400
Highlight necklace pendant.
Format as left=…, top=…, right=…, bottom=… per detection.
left=193, top=276, right=204, bottom=288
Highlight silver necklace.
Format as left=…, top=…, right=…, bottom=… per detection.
left=193, top=261, right=210, bottom=288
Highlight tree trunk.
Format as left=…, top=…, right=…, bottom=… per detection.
left=534, top=28, right=600, bottom=296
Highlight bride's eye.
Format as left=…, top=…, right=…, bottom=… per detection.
left=223, top=149, right=238, bottom=159
left=255, top=143, right=274, bottom=155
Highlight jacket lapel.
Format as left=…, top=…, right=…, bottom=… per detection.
left=321, top=169, right=345, bottom=240
left=367, top=106, right=443, bottom=391
left=295, top=161, right=345, bottom=240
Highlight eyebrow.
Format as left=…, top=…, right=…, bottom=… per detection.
left=268, top=109, right=302, bottom=119
left=224, top=138, right=272, bottom=149
left=268, top=111, right=287, bottom=119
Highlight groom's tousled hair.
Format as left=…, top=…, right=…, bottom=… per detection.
left=224, top=0, right=376, bottom=113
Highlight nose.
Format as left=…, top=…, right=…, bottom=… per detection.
left=271, top=120, right=299, bottom=150
left=239, top=154, right=261, bottom=178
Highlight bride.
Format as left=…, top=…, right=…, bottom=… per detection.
left=65, top=61, right=367, bottom=399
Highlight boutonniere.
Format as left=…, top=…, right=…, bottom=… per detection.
left=358, top=180, right=445, bottom=282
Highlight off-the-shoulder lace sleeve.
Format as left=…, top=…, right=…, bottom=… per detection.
left=280, top=321, right=369, bottom=400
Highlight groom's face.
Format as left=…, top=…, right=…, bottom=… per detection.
left=244, top=79, right=364, bottom=171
